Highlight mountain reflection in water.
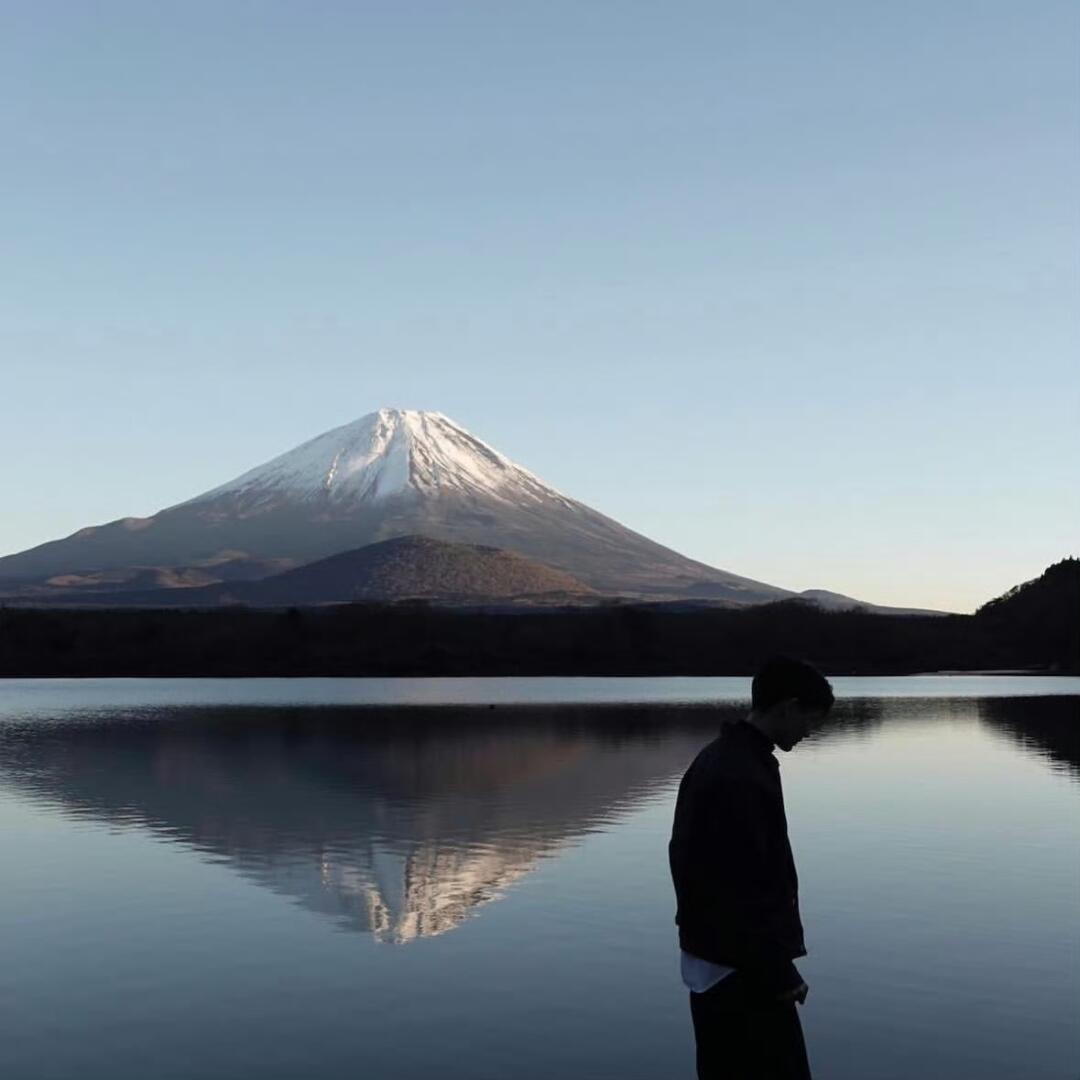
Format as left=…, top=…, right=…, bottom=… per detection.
left=0, top=696, right=1074, bottom=944
left=0, top=706, right=734, bottom=942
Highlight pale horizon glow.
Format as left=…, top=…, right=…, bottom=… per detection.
left=2, top=3, right=1077, bottom=614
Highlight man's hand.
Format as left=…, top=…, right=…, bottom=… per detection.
left=775, top=980, right=809, bottom=1005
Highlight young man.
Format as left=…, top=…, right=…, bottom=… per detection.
left=669, top=656, right=834, bottom=1080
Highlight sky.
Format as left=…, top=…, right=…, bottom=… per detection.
left=1, top=1, right=1076, bottom=613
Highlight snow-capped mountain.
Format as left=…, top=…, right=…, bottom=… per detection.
left=189, top=409, right=571, bottom=510
left=0, top=408, right=792, bottom=603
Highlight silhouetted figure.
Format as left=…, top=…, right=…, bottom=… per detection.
left=669, top=657, right=834, bottom=1079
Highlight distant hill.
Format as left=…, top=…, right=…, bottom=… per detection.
left=46, top=536, right=597, bottom=607
left=795, top=589, right=946, bottom=616
left=228, top=536, right=596, bottom=605
left=975, top=558, right=1080, bottom=672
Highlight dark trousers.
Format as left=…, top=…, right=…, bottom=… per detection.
left=689, top=972, right=812, bottom=1080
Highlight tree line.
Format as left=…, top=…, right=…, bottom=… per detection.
left=1, top=559, right=1075, bottom=679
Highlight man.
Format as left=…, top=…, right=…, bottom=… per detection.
left=669, top=656, right=834, bottom=1080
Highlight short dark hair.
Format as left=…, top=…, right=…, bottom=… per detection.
left=751, top=656, right=834, bottom=713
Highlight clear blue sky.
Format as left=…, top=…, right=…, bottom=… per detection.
left=2, top=1, right=1076, bottom=612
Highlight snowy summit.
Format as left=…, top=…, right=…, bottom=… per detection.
left=192, top=408, right=567, bottom=508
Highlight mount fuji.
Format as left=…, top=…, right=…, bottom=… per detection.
left=0, top=408, right=796, bottom=604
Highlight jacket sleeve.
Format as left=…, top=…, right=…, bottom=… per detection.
left=705, top=776, right=804, bottom=995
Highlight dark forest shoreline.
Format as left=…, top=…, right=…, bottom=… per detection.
left=2, top=589, right=1075, bottom=679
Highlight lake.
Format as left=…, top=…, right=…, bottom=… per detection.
left=1, top=677, right=1077, bottom=1079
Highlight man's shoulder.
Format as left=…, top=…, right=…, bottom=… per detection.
left=684, top=722, right=776, bottom=790
left=702, top=720, right=762, bottom=756
left=687, top=724, right=754, bottom=777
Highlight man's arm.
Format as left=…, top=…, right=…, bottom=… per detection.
left=706, top=777, right=806, bottom=998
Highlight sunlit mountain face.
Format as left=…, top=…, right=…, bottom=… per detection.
left=0, top=706, right=729, bottom=942
left=0, top=408, right=794, bottom=604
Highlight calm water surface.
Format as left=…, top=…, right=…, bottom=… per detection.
left=1, top=677, right=1077, bottom=1080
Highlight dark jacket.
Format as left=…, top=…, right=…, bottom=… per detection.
left=669, top=720, right=806, bottom=994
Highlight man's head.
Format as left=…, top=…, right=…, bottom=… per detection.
left=748, top=656, right=834, bottom=751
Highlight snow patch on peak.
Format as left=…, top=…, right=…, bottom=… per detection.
left=185, top=408, right=571, bottom=509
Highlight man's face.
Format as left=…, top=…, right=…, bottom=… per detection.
left=773, top=700, right=828, bottom=751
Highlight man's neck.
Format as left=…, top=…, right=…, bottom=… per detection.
left=744, top=713, right=777, bottom=750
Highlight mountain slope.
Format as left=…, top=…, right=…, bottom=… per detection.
left=0, top=409, right=792, bottom=604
